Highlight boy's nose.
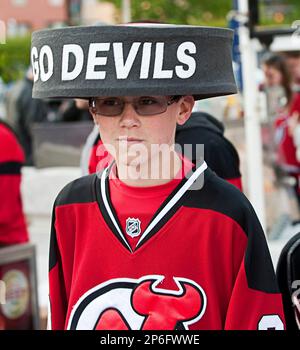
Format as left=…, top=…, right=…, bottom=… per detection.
left=119, top=102, right=141, bottom=128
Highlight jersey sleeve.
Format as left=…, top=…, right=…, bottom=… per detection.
left=48, top=204, right=68, bottom=330
left=48, top=176, right=96, bottom=330
left=224, top=204, right=286, bottom=330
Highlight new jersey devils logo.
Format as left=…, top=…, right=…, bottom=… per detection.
left=67, top=275, right=207, bottom=330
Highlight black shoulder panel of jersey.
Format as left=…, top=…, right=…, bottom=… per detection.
left=183, top=168, right=247, bottom=225
left=49, top=174, right=99, bottom=271
left=183, top=168, right=278, bottom=294
left=54, top=173, right=98, bottom=207
left=0, top=161, right=22, bottom=175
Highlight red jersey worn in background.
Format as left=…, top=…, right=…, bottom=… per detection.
left=274, top=115, right=300, bottom=169
left=290, top=93, right=300, bottom=116
left=0, top=121, right=28, bottom=245
left=274, top=93, right=300, bottom=194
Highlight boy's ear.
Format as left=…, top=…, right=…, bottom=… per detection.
left=89, top=110, right=99, bottom=125
left=177, top=95, right=195, bottom=125
left=87, top=99, right=99, bottom=125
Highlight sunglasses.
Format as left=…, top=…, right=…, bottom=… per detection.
left=89, top=95, right=182, bottom=117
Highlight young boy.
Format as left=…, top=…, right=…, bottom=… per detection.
left=31, top=24, right=285, bottom=330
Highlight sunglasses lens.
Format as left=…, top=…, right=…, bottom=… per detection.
left=90, top=96, right=175, bottom=116
left=93, top=98, right=123, bottom=116
left=135, top=97, right=168, bottom=115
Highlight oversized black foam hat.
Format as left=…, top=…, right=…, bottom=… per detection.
left=31, top=24, right=237, bottom=100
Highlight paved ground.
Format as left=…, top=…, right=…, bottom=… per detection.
left=21, top=166, right=82, bottom=322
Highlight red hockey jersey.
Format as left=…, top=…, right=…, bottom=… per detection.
left=0, top=121, right=28, bottom=245
left=49, top=162, right=285, bottom=330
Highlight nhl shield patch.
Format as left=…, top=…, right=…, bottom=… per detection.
left=126, top=218, right=141, bottom=238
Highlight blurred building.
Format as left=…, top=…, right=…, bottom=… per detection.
left=0, top=0, right=116, bottom=36
left=81, top=0, right=115, bottom=25
left=0, top=0, right=71, bottom=34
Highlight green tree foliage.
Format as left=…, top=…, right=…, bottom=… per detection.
left=104, top=0, right=300, bottom=27
left=0, top=36, right=31, bottom=83
left=104, top=0, right=232, bottom=26
left=258, top=0, right=300, bottom=27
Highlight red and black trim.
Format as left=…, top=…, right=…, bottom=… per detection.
left=95, top=164, right=130, bottom=250
left=95, top=162, right=207, bottom=252
left=0, top=161, right=22, bottom=175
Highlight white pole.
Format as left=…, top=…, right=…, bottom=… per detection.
left=238, top=0, right=266, bottom=231
left=122, top=0, right=131, bottom=23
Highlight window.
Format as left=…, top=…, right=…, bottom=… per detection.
left=48, top=0, right=64, bottom=6
left=11, top=0, right=27, bottom=6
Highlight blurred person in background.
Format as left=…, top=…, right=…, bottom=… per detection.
left=263, top=55, right=300, bottom=211
left=283, top=51, right=300, bottom=91
left=5, top=67, right=49, bottom=165
left=0, top=119, right=28, bottom=246
left=176, top=111, right=242, bottom=190
left=282, top=51, right=300, bottom=202
left=283, top=52, right=300, bottom=122
left=60, top=98, right=91, bottom=123
left=262, top=54, right=293, bottom=117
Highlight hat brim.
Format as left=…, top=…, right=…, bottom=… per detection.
left=31, top=25, right=237, bottom=100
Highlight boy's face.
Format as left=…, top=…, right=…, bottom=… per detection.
left=90, top=95, right=194, bottom=167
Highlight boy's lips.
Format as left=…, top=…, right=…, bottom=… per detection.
left=117, top=136, right=144, bottom=142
